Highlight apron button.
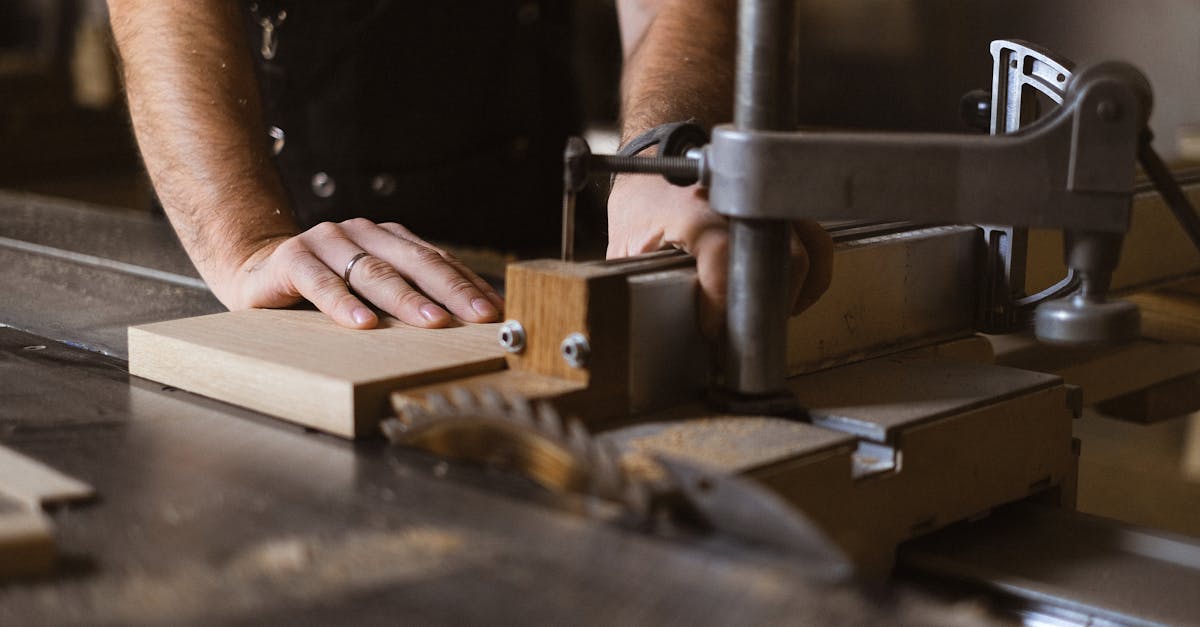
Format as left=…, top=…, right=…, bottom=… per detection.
left=371, top=174, right=397, bottom=197
left=311, top=172, right=336, bottom=198
left=268, top=126, right=285, bottom=155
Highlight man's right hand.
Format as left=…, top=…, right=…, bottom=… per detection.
left=222, top=219, right=505, bottom=330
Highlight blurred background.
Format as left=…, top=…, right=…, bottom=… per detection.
left=1, top=0, right=1196, bottom=212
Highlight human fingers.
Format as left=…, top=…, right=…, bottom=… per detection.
left=688, top=226, right=730, bottom=340
left=339, top=219, right=499, bottom=323
left=790, top=220, right=834, bottom=314
left=267, top=235, right=380, bottom=329
left=298, top=221, right=453, bottom=328
left=606, top=175, right=674, bottom=259
left=375, top=222, right=504, bottom=313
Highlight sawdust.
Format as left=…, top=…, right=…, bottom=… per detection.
left=52, top=526, right=476, bottom=626
left=613, top=417, right=829, bottom=480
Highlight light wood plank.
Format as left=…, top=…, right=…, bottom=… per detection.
left=129, top=309, right=507, bottom=438
left=0, top=445, right=94, bottom=579
left=0, top=445, right=94, bottom=509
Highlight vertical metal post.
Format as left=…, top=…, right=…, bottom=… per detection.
left=725, top=0, right=797, bottom=397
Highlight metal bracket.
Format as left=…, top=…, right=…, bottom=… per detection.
left=979, top=40, right=1076, bottom=333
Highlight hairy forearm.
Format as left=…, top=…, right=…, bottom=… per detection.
left=617, top=0, right=737, bottom=142
left=109, top=0, right=295, bottom=294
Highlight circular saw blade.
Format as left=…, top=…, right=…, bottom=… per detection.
left=382, top=387, right=647, bottom=512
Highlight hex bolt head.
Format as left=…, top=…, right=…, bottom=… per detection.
left=560, top=333, right=590, bottom=368
left=498, top=320, right=526, bottom=353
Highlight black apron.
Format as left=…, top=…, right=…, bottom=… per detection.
left=244, top=0, right=579, bottom=254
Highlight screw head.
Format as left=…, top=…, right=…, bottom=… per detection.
left=498, top=320, right=526, bottom=353
left=370, top=173, right=396, bottom=197
left=560, top=333, right=590, bottom=368
left=310, top=172, right=336, bottom=198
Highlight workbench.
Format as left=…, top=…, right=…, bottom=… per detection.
left=0, top=193, right=994, bottom=625
left=4, top=192, right=1199, bottom=626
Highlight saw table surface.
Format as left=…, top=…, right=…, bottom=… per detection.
left=0, top=194, right=992, bottom=625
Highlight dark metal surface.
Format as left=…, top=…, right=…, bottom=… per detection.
left=901, top=501, right=1200, bottom=626
left=0, top=326, right=963, bottom=626
left=0, top=192, right=222, bottom=357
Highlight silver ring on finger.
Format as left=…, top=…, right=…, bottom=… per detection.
left=343, top=252, right=370, bottom=287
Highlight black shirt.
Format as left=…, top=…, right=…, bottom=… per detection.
left=245, top=0, right=579, bottom=253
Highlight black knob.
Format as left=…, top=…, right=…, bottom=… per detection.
left=960, top=89, right=992, bottom=133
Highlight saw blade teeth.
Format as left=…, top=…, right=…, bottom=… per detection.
left=621, top=477, right=651, bottom=518
left=507, top=395, right=535, bottom=428
left=588, top=440, right=623, bottom=497
left=448, top=387, right=478, bottom=413
left=564, top=418, right=591, bottom=458
left=393, top=400, right=428, bottom=427
left=534, top=402, right=564, bottom=441
left=424, top=392, right=454, bottom=416
left=476, top=387, right=508, bottom=414
left=379, top=417, right=408, bottom=442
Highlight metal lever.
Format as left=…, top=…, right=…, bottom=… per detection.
left=560, top=135, right=704, bottom=261
left=1036, top=134, right=1200, bottom=345
left=979, top=40, right=1075, bottom=334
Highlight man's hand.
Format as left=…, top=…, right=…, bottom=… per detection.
left=225, top=219, right=505, bottom=329
left=608, top=175, right=833, bottom=337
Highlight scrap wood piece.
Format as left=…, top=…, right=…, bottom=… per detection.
left=0, top=444, right=95, bottom=579
left=0, top=444, right=95, bottom=509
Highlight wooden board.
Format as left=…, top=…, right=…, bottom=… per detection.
left=0, top=444, right=96, bottom=580
left=129, top=309, right=507, bottom=438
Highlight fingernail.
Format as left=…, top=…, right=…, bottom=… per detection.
left=471, top=297, right=497, bottom=318
left=352, top=307, right=375, bottom=325
left=420, top=304, right=447, bottom=322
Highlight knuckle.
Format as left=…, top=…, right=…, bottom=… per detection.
left=411, top=246, right=444, bottom=268
left=384, top=223, right=417, bottom=240
left=274, top=236, right=304, bottom=259
left=309, top=270, right=347, bottom=298
left=291, top=257, right=327, bottom=284
left=445, top=276, right=477, bottom=298
left=356, top=257, right=398, bottom=283
left=309, top=221, right=340, bottom=238
left=392, top=287, right=428, bottom=310
left=340, top=217, right=374, bottom=231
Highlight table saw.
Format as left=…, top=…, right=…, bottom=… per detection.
left=5, top=16, right=1200, bottom=627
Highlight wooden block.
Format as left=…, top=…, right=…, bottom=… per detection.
left=1128, top=290, right=1200, bottom=344
left=994, top=337, right=1200, bottom=406
left=0, top=444, right=95, bottom=580
left=787, top=226, right=979, bottom=375
left=502, top=252, right=700, bottom=419
left=129, top=309, right=507, bottom=438
left=0, top=444, right=94, bottom=508
left=602, top=416, right=856, bottom=481
left=604, top=357, right=1077, bottom=574
left=1095, top=372, right=1200, bottom=422
left=0, top=499, right=55, bottom=580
